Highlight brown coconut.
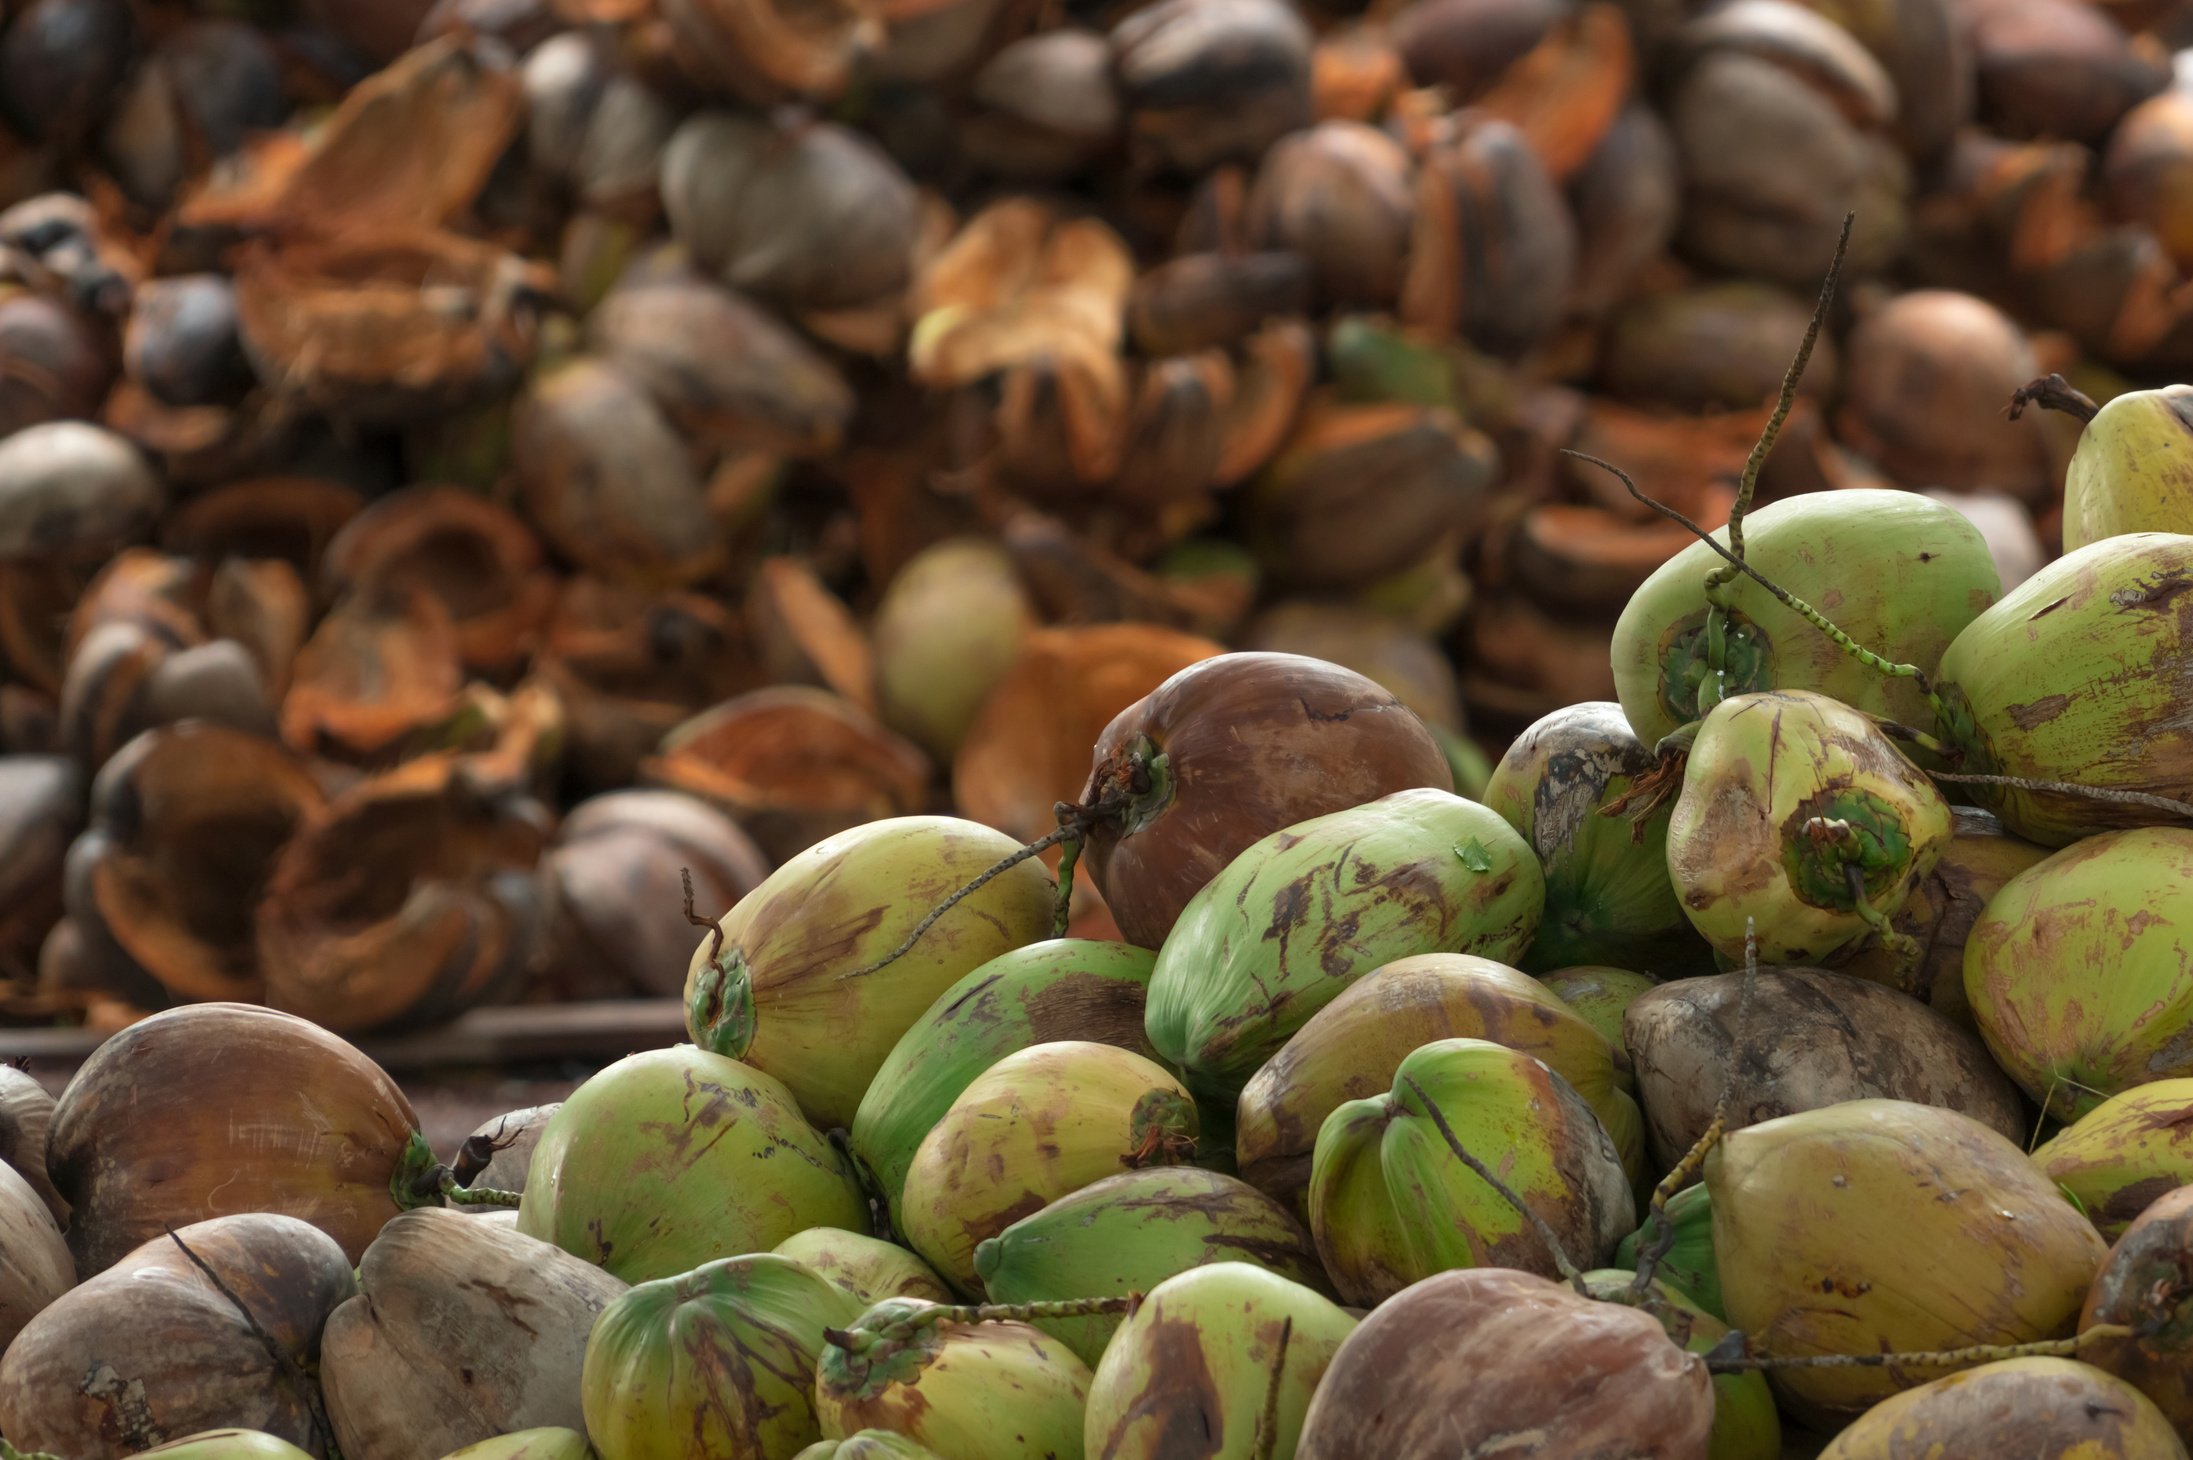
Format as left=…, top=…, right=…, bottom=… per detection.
left=2082, top=1183, right=2193, bottom=1434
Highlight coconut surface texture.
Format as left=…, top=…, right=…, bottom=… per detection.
left=2062, top=383, right=2193, bottom=551
left=1817, top=1356, right=2187, bottom=1458
left=2034, top=1078, right=2193, bottom=1236
left=2081, top=1183, right=2193, bottom=1435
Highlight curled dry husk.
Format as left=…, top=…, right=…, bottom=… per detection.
left=1401, top=117, right=1577, bottom=358
left=1611, top=489, right=2000, bottom=747
left=1078, top=651, right=1455, bottom=951
left=1624, top=967, right=2025, bottom=1171
left=1295, top=1267, right=1714, bottom=1459
left=46, top=1001, right=417, bottom=1274
left=1966, top=828, right=2193, bottom=1118
left=1935, top=534, right=2193, bottom=846
left=1837, top=806, right=2051, bottom=1025
left=1666, top=690, right=1953, bottom=967
left=850, top=938, right=1159, bottom=1222
left=254, top=753, right=555, bottom=1034
left=582, top=1253, right=862, bottom=1460
left=2081, top=1183, right=2193, bottom=1432
left=1083, top=1263, right=1357, bottom=1460
left=900, top=1041, right=1200, bottom=1293
left=279, top=583, right=463, bottom=759
left=1482, top=700, right=1706, bottom=974
left=644, top=687, right=931, bottom=866
left=0, top=1213, right=355, bottom=1457
left=2033, top=1079, right=2193, bottom=1237
left=974, top=1167, right=1329, bottom=1364
left=541, top=789, right=769, bottom=1000
left=1308, top=1037, right=1634, bottom=1306
left=951, top=623, right=1223, bottom=851
left=0, top=1157, right=71, bottom=1353
left=1146, top=787, right=1545, bottom=1111
left=1818, top=1357, right=2186, bottom=1459
left=517, top=1045, right=864, bottom=1284
left=1235, top=952, right=1642, bottom=1215
left=814, top=1297, right=1094, bottom=1459
left=1708, top=1099, right=2108, bottom=1428
left=775, top=1228, right=953, bottom=1306
left=320, top=1209, right=628, bottom=1460
left=682, top=813, right=1055, bottom=1132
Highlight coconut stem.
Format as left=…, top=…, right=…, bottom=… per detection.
left=1842, top=861, right=1925, bottom=995
left=1630, top=919, right=1760, bottom=1303
left=2006, top=373, right=2100, bottom=424
left=1712, top=1323, right=2134, bottom=1375
left=1563, top=449, right=1939, bottom=708
left=1928, top=770, right=2193, bottom=823
left=843, top=820, right=1082, bottom=979
left=1399, top=1073, right=1586, bottom=1295
left=1052, top=810, right=1084, bottom=939
left=1252, top=1315, right=1295, bottom=1460
left=443, top=1182, right=523, bottom=1208
left=680, top=865, right=727, bottom=970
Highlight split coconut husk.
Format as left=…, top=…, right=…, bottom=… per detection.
left=320, top=1209, right=628, bottom=1460
left=0, top=1213, right=355, bottom=1457
left=1624, top=967, right=2026, bottom=1171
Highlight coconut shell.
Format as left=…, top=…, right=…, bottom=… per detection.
left=0, top=1062, right=65, bottom=1225
left=1966, top=828, right=2193, bottom=1118
left=46, top=1002, right=418, bottom=1275
left=1624, top=968, right=2026, bottom=1171
left=2034, top=1080, right=2193, bottom=1237
left=0, top=1156, right=71, bottom=1353
left=1818, top=1357, right=2185, bottom=1459
left=1708, top=1099, right=2108, bottom=1427
left=0, top=1213, right=356, bottom=1457
left=1236, top=953, right=1642, bottom=1215
left=320, top=1210, right=628, bottom=1460
left=2081, top=1183, right=2193, bottom=1432
left=774, top=1228, right=953, bottom=1306
left=1295, top=1267, right=1714, bottom=1459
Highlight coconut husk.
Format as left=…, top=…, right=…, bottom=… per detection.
left=745, top=556, right=876, bottom=711
left=158, top=477, right=365, bottom=577
left=0, top=756, right=82, bottom=981
left=1473, top=2, right=1635, bottom=180
left=280, top=582, right=465, bottom=761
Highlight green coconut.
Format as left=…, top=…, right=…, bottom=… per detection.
left=2062, top=384, right=2193, bottom=551
left=1145, top=787, right=1544, bottom=1116
left=1234, top=953, right=1644, bottom=1215
left=1483, top=701, right=1712, bottom=973
left=814, top=1298, right=1093, bottom=1460
left=1540, top=965, right=1660, bottom=1053
left=793, top=1436, right=944, bottom=1460
left=439, top=1432, right=594, bottom=1460
left=899, top=1042, right=1199, bottom=1294
left=1082, top=1263, right=1358, bottom=1460
left=773, top=1229, right=952, bottom=1306
left=133, top=1436, right=318, bottom=1460
left=1578, top=1270, right=1778, bottom=1460
left=583, top=1253, right=863, bottom=1460
left=1966, top=827, right=2193, bottom=1119
left=1307, top=1037, right=1634, bottom=1307
left=872, top=538, right=1035, bottom=762
left=517, top=1046, right=865, bottom=1284
left=847, top=939, right=1159, bottom=1224
left=1665, top=689, right=1953, bottom=967
left=1933, top=532, right=2193, bottom=846
left=2033, top=1079, right=2193, bottom=1237
left=683, top=815, right=1057, bottom=1130
left=1613, top=1183, right=1722, bottom=1320
left=1817, top=1357, right=2186, bottom=1459
left=1707, top=1098, right=2108, bottom=1429
left=1610, top=488, right=2000, bottom=746
left=971, top=1168, right=1329, bottom=1365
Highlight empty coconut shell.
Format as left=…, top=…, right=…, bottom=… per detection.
left=46, top=1002, right=420, bottom=1274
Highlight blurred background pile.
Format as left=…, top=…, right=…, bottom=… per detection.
left=0, top=0, right=2154, bottom=1040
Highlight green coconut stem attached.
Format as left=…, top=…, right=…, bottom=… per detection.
left=1871, top=717, right=1953, bottom=759
left=1564, top=449, right=1942, bottom=717
left=1711, top=1323, right=2134, bottom=1376
left=1051, top=807, right=1084, bottom=939
left=1842, top=860, right=1925, bottom=995
left=388, top=1130, right=523, bottom=1211
left=1400, top=1073, right=1586, bottom=1295
left=1928, top=770, right=2193, bottom=823
left=1630, top=919, right=1760, bottom=1304
left=846, top=820, right=1083, bottom=979
left=442, top=1182, right=523, bottom=1208
left=2006, top=373, right=2100, bottom=424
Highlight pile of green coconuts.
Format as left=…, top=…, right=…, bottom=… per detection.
left=12, top=304, right=2193, bottom=1460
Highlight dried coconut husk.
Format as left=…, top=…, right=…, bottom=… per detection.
left=254, top=754, right=554, bottom=1033
left=1127, top=252, right=1311, bottom=358
left=158, top=477, right=364, bottom=583
left=321, top=486, right=555, bottom=674
left=1562, top=398, right=1753, bottom=525
left=541, top=789, right=768, bottom=1000
left=1568, top=105, right=1681, bottom=317
left=1312, top=21, right=1406, bottom=123
left=995, top=510, right=1223, bottom=630
left=662, top=0, right=886, bottom=105
left=961, top=29, right=1123, bottom=182
left=0, top=557, right=100, bottom=696
left=233, top=229, right=552, bottom=428
left=63, top=548, right=201, bottom=661
left=178, top=34, right=523, bottom=239
left=1461, top=595, right=1621, bottom=731
left=201, top=558, right=312, bottom=701
left=1504, top=504, right=1702, bottom=620
left=644, top=686, right=931, bottom=863
left=0, top=756, right=83, bottom=981
left=746, top=556, right=876, bottom=712
left=280, top=583, right=464, bottom=761
left=72, top=722, right=324, bottom=1005
left=1400, top=116, right=1576, bottom=357
left=56, top=620, right=178, bottom=769
left=910, top=199, right=1135, bottom=391
left=952, top=624, right=1224, bottom=850
left=1213, top=318, right=1316, bottom=487
left=1472, top=1, right=1633, bottom=180
left=0, top=288, right=113, bottom=437
left=531, top=576, right=757, bottom=790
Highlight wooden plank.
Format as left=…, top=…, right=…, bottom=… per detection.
left=0, top=999, right=688, bottom=1072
